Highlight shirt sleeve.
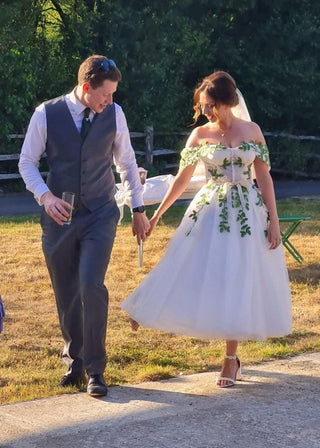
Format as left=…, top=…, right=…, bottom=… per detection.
left=18, top=104, right=49, bottom=204
left=113, top=104, right=144, bottom=208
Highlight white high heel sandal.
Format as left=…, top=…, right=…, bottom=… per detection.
left=217, top=355, right=242, bottom=388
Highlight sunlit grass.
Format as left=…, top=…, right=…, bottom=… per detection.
left=0, top=199, right=319, bottom=404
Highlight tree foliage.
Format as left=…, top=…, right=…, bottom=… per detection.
left=1, top=0, right=319, bottom=150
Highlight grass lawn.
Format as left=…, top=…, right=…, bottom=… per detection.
left=0, top=198, right=319, bottom=404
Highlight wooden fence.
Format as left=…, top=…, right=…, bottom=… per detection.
left=0, top=126, right=188, bottom=181
left=0, top=127, right=320, bottom=181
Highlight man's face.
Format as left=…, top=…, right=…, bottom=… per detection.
left=83, top=79, right=118, bottom=113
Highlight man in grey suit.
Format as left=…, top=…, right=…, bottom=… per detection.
left=19, top=55, right=150, bottom=396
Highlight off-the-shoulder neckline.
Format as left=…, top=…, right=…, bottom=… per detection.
left=203, top=141, right=259, bottom=149
left=182, top=141, right=267, bottom=151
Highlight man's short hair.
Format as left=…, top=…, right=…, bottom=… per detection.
left=78, top=55, right=122, bottom=88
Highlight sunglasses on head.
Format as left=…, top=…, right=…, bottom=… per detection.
left=85, top=59, right=117, bottom=81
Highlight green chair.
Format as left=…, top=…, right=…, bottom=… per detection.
left=278, top=215, right=311, bottom=264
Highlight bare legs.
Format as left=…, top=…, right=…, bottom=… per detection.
left=216, top=340, right=241, bottom=388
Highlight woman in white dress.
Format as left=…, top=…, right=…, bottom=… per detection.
left=122, top=71, right=292, bottom=388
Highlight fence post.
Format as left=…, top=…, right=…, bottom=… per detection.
left=145, top=125, right=154, bottom=166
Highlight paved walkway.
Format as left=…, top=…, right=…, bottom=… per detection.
left=1, top=352, right=320, bottom=448
left=273, top=179, right=320, bottom=199
left=0, top=180, right=320, bottom=217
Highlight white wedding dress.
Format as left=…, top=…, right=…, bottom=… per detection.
left=122, top=142, right=292, bottom=341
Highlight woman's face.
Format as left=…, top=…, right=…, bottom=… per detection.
left=199, top=91, right=216, bottom=122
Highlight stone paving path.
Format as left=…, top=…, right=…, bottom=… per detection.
left=1, top=353, right=320, bottom=448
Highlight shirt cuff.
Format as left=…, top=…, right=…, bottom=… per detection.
left=35, top=185, right=50, bottom=206
left=130, top=193, right=144, bottom=209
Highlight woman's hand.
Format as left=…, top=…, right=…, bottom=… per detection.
left=267, top=219, right=282, bottom=249
left=146, top=214, right=160, bottom=237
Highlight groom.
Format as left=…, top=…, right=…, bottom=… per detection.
left=19, top=55, right=149, bottom=396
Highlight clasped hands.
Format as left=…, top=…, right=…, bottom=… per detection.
left=132, top=211, right=161, bottom=245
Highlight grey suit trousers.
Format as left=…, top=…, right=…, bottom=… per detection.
left=41, top=200, right=120, bottom=376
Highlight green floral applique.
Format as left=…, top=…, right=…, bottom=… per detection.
left=243, top=163, right=252, bottom=180
left=237, top=209, right=251, bottom=237
left=238, top=141, right=270, bottom=167
left=234, top=157, right=243, bottom=167
left=218, top=186, right=230, bottom=233
left=264, top=212, right=270, bottom=238
left=208, top=167, right=224, bottom=180
left=180, top=146, right=202, bottom=168
left=180, top=143, right=214, bottom=168
left=189, top=190, right=210, bottom=222
left=183, top=142, right=269, bottom=237
left=180, top=142, right=232, bottom=169
left=231, top=186, right=251, bottom=237
left=255, top=190, right=264, bottom=207
left=187, top=184, right=252, bottom=237
left=214, top=142, right=225, bottom=151
left=231, top=186, right=249, bottom=211
left=186, top=183, right=214, bottom=236
left=217, top=185, right=251, bottom=237
left=254, top=142, right=271, bottom=167
left=222, top=158, right=231, bottom=169
left=238, top=141, right=252, bottom=152
left=254, top=187, right=268, bottom=237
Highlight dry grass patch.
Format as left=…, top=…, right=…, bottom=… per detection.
left=0, top=199, right=319, bottom=404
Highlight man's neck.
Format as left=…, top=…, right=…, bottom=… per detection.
left=74, top=85, right=87, bottom=107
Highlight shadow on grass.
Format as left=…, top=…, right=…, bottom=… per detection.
left=288, top=263, right=320, bottom=285
left=268, top=330, right=319, bottom=345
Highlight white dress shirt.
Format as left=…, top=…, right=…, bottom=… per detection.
left=18, top=90, right=144, bottom=207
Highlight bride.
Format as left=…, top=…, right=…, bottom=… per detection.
left=122, top=71, right=292, bottom=388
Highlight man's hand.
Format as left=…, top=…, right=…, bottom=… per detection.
left=41, top=191, right=73, bottom=226
left=132, top=212, right=150, bottom=244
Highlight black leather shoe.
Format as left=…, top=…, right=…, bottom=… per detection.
left=87, top=374, right=108, bottom=397
left=59, top=372, right=86, bottom=388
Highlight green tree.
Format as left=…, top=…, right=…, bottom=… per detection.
left=1, top=0, right=320, bottom=146
left=0, top=1, right=41, bottom=143
left=226, top=0, right=320, bottom=134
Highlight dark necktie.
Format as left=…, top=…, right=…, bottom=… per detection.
left=81, top=107, right=91, bottom=140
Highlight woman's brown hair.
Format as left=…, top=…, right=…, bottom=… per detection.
left=192, top=71, right=238, bottom=123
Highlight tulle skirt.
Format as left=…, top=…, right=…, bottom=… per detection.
left=122, top=185, right=292, bottom=340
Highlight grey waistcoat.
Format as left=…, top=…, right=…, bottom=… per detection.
left=45, top=96, right=117, bottom=211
